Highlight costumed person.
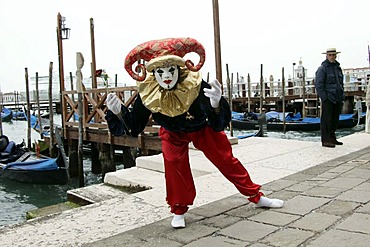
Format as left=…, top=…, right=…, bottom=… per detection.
left=105, top=37, right=284, bottom=229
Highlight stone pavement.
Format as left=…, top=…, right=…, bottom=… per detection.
left=0, top=132, right=369, bottom=246
left=84, top=146, right=370, bottom=247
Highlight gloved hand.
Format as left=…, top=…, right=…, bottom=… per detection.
left=106, top=93, right=122, bottom=115
left=203, top=79, right=222, bottom=108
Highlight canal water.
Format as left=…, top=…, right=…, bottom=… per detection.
left=0, top=115, right=103, bottom=228
left=0, top=115, right=365, bottom=228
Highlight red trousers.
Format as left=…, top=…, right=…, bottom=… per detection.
left=159, top=125, right=263, bottom=215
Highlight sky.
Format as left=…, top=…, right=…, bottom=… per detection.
left=1, top=0, right=370, bottom=93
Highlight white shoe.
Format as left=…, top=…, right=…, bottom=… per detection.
left=256, top=196, right=284, bottom=208
left=171, top=214, right=185, bottom=228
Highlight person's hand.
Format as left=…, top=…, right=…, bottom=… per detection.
left=203, top=79, right=222, bottom=108
left=106, top=93, right=122, bottom=115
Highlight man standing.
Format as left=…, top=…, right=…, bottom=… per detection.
left=315, top=48, right=344, bottom=148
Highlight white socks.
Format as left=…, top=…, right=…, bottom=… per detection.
left=171, top=214, right=185, bottom=228
left=170, top=197, right=283, bottom=228
left=256, top=196, right=284, bottom=208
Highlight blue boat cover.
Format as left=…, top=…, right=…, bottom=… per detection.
left=1, top=107, right=12, bottom=115
left=237, top=133, right=256, bottom=139
left=4, top=158, right=59, bottom=171
left=4, top=141, right=16, bottom=153
left=266, top=111, right=290, bottom=120
left=231, top=111, right=245, bottom=119
left=301, top=113, right=355, bottom=123
left=12, top=111, right=26, bottom=119
left=1, top=107, right=12, bottom=120
left=339, top=114, right=355, bottom=120
left=301, top=117, right=320, bottom=123
left=232, top=111, right=303, bottom=122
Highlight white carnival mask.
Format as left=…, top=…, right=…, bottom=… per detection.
left=154, top=65, right=179, bottom=90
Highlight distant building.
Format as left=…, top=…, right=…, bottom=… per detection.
left=2, top=71, right=117, bottom=103
left=1, top=92, right=25, bottom=103
left=342, top=67, right=370, bottom=91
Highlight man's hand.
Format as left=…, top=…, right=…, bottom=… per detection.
left=106, top=93, right=122, bottom=115
left=203, top=79, right=222, bottom=108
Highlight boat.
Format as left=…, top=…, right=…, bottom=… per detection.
left=12, top=108, right=27, bottom=121
left=1, top=107, right=12, bottom=122
left=0, top=128, right=69, bottom=185
left=232, top=111, right=357, bottom=131
left=236, top=128, right=264, bottom=139
left=24, top=111, right=51, bottom=136
left=0, top=135, right=27, bottom=164
left=31, top=109, right=50, bottom=119
left=0, top=146, right=69, bottom=185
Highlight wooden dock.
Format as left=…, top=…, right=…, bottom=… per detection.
left=53, top=86, right=162, bottom=183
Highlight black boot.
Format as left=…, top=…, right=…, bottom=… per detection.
left=322, top=142, right=335, bottom=148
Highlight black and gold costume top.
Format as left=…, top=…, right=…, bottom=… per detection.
left=106, top=80, right=231, bottom=137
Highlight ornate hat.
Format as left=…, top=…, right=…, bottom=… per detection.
left=322, top=48, right=341, bottom=54
left=124, top=37, right=206, bottom=81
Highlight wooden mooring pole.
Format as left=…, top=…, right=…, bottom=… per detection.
left=57, top=13, right=66, bottom=138
left=35, top=72, right=43, bottom=139
left=48, top=62, right=55, bottom=157
left=282, top=67, right=286, bottom=133
left=247, top=74, right=251, bottom=112
left=259, top=64, right=263, bottom=114
left=212, top=0, right=223, bottom=89
left=25, top=68, right=31, bottom=149
left=226, top=64, right=233, bottom=137
left=302, top=66, right=306, bottom=118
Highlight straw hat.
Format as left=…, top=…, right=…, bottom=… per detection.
left=322, top=48, right=341, bottom=54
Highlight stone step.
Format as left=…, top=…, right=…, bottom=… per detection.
left=103, top=136, right=238, bottom=189
left=67, top=183, right=133, bottom=206
left=26, top=202, right=79, bottom=220
left=104, top=166, right=165, bottom=189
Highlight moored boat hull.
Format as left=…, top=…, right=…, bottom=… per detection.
left=0, top=167, right=69, bottom=185
left=0, top=152, right=69, bottom=185
left=232, top=113, right=357, bottom=131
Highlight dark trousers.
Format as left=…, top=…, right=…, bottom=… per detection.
left=320, top=100, right=342, bottom=143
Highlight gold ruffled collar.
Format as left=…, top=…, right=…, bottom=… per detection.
left=138, top=69, right=202, bottom=117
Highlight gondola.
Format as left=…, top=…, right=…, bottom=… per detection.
left=0, top=128, right=69, bottom=185
left=232, top=111, right=357, bottom=131
left=0, top=150, right=69, bottom=185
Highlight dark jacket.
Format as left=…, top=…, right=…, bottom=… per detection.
left=105, top=80, right=231, bottom=137
left=315, top=59, right=344, bottom=103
